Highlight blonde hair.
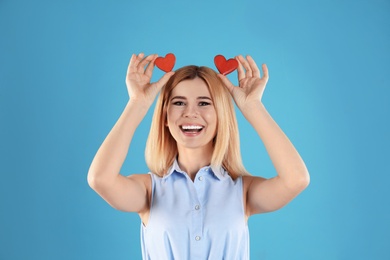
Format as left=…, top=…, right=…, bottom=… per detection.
left=145, top=65, right=249, bottom=179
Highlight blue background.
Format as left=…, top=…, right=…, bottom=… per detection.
left=1, top=0, right=389, bottom=259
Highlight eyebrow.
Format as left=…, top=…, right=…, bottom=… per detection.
left=170, top=96, right=212, bottom=101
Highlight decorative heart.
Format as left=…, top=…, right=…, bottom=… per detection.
left=155, top=53, right=176, bottom=72
left=214, top=55, right=238, bottom=75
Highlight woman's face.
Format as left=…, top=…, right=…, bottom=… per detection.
left=166, top=77, right=217, bottom=152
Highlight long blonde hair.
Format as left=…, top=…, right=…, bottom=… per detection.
left=145, top=65, right=249, bottom=179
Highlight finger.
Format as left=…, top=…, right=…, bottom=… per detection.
left=155, top=71, right=175, bottom=90
left=262, top=64, right=269, bottom=81
left=238, top=55, right=253, bottom=78
left=236, top=56, right=246, bottom=82
left=247, top=55, right=260, bottom=78
left=127, top=54, right=137, bottom=74
left=137, top=54, right=155, bottom=73
left=132, top=53, right=144, bottom=68
left=144, top=54, right=157, bottom=78
left=217, top=74, right=235, bottom=94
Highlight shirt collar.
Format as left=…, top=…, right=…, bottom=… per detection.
left=163, top=159, right=227, bottom=180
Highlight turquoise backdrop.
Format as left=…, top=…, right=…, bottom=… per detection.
left=1, top=0, right=389, bottom=259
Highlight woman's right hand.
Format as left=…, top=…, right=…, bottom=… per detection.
left=126, top=53, right=175, bottom=106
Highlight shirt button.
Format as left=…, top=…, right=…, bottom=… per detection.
left=198, top=176, right=203, bottom=181
left=195, top=205, right=200, bottom=210
left=195, top=236, right=201, bottom=241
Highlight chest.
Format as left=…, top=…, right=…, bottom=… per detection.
left=147, top=174, right=245, bottom=233
left=141, top=173, right=249, bottom=259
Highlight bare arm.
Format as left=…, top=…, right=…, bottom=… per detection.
left=219, top=55, right=310, bottom=215
left=242, top=102, right=309, bottom=214
left=87, top=53, right=174, bottom=212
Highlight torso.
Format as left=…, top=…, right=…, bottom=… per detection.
left=138, top=174, right=257, bottom=225
left=140, top=165, right=250, bottom=259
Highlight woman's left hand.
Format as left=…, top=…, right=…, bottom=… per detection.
left=218, top=55, right=269, bottom=110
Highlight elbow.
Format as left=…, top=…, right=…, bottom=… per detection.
left=295, top=169, right=310, bottom=192
left=301, top=173, right=310, bottom=191
left=285, top=169, right=310, bottom=193
left=87, top=169, right=117, bottom=193
left=87, top=169, right=106, bottom=191
left=87, top=170, right=98, bottom=190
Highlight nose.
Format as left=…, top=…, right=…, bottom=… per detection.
left=183, top=104, right=198, bottom=118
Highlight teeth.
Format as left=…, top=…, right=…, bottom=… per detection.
left=181, top=125, right=203, bottom=130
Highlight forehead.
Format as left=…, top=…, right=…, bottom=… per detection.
left=170, top=77, right=211, bottom=98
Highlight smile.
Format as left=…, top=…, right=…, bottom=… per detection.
left=180, top=125, right=204, bottom=134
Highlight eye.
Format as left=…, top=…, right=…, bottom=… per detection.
left=173, top=101, right=185, bottom=106
left=199, top=101, right=211, bottom=106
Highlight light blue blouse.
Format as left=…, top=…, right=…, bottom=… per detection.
left=141, top=160, right=249, bottom=259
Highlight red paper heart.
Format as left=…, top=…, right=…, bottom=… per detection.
left=155, top=53, right=176, bottom=72
left=214, top=55, right=238, bottom=75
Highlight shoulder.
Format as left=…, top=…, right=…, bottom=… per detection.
left=126, top=173, right=153, bottom=214
left=242, top=175, right=267, bottom=215
left=126, top=173, right=151, bottom=182
left=126, top=173, right=152, bottom=193
left=127, top=173, right=151, bottom=180
left=242, top=175, right=267, bottom=192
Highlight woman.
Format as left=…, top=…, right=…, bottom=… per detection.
left=88, top=53, right=310, bottom=259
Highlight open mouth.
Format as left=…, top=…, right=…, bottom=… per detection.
left=180, top=125, right=204, bottom=133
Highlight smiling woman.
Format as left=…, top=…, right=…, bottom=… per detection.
left=166, top=78, right=218, bottom=157
left=146, top=66, right=246, bottom=181
left=87, top=53, right=310, bottom=259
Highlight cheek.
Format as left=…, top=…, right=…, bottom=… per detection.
left=166, top=108, right=175, bottom=122
left=204, top=110, right=217, bottom=125
left=166, top=109, right=180, bottom=129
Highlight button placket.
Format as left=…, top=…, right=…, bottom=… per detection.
left=192, top=170, right=206, bottom=249
left=193, top=198, right=202, bottom=244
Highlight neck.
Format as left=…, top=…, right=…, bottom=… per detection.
left=177, top=146, right=213, bottom=180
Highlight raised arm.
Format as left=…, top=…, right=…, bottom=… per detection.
left=87, top=53, right=174, bottom=213
left=218, top=55, right=310, bottom=215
